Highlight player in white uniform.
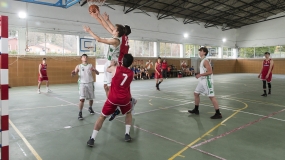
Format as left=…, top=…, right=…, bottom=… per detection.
left=90, top=11, right=138, bottom=121
left=103, top=37, right=122, bottom=96
left=188, top=47, right=222, bottom=119
left=72, top=54, right=99, bottom=120
left=83, top=22, right=125, bottom=97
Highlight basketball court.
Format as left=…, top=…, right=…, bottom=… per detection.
left=6, top=74, right=285, bottom=160
left=2, top=0, right=285, bottom=160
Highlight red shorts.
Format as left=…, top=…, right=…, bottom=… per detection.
left=101, top=99, right=131, bottom=117
left=155, top=72, right=163, bottom=79
left=38, top=76, right=48, bottom=82
left=261, top=73, right=272, bottom=82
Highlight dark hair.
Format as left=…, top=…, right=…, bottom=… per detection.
left=81, top=54, right=88, bottom=57
left=264, top=52, right=270, bottom=55
left=42, top=58, right=46, bottom=60
left=124, top=25, right=131, bottom=36
left=199, top=47, right=209, bottom=56
left=115, top=24, right=125, bottom=37
left=123, top=54, right=134, bottom=67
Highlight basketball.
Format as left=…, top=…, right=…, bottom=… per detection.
left=89, top=5, right=99, bottom=13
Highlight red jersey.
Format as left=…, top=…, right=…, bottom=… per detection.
left=162, top=62, right=168, bottom=70
left=156, top=62, right=162, bottom=73
left=39, top=64, right=48, bottom=77
left=108, top=66, right=133, bottom=105
left=262, top=59, right=273, bottom=75
left=118, top=35, right=129, bottom=64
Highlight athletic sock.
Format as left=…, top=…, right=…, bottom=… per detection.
left=158, top=81, right=162, bottom=85
left=125, top=125, right=131, bottom=135
left=215, top=109, right=221, bottom=114
left=264, top=90, right=267, bottom=94
left=195, top=105, right=199, bottom=110
left=91, top=130, right=98, bottom=139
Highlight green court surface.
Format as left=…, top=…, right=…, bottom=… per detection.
left=9, top=74, right=285, bottom=160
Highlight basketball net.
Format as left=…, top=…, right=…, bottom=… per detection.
left=87, top=0, right=106, bottom=6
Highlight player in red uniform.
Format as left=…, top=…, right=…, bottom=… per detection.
left=258, top=52, right=274, bottom=97
left=87, top=54, right=134, bottom=147
left=37, top=58, right=51, bottom=94
left=155, top=57, right=163, bottom=91
left=91, top=11, right=137, bottom=121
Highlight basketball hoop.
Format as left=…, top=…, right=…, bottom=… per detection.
left=87, top=0, right=106, bottom=6
left=87, top=47, right=95, bottom=54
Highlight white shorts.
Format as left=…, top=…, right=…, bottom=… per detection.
left=79, top=82, right=94, bottom=100
left=194, top=78, right=215, bottom=97
left=104, top=61, right=112, bottom=87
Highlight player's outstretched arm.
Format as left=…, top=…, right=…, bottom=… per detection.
left=39, top=64, right=42, bottom=78
left=90, top=11, right=113, bottom=35
left=97, top=13, right=113, bottom=34
left=102, top=12, right=116, bottom=31
left=71, top=65, right=79, bottom=76
left=83, top=25, right=119, bottom=46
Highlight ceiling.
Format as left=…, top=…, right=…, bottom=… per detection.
left=81, top=0, right=285, bottom=31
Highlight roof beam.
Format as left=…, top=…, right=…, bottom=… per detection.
left=124, top=0, right=154, bottom=14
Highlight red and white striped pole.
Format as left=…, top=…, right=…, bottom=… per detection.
left=0, top=15, right=9, bottom=160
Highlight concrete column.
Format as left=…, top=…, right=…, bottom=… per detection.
left=155, top=41, right=160, bottom=57
left=218, top=47, right=222, bottom=58
left=180, top=44, right=183, bottom=58
left=232, top=48, right=238, bottom=59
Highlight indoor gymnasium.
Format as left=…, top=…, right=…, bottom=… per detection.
left=1, top=0, right=285, bottom=160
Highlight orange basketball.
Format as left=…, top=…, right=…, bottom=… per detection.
left=89, top=5, right=99, bottom=13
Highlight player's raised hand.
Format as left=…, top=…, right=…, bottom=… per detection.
left=83, top=25, right=91, bottom=33
left=90, top=12, right=99, bottom=19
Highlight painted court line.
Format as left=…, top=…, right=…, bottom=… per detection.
left=9, top=119, right=43, bottom=160
left=50, top=95, right=225, bottom=159
left=228, top=96, right=285, bottom=108
left=116, top=117, right=226, bottom=160
left=168, top=98, right=248, bottom=160
left=9, top=104, right=71, bottom=111
left=200, top=103, right=285, bottom=122
left=191, top=108, right=285, bottom=148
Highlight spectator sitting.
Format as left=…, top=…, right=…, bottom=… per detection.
left=190, top=66, right=195, bottom=76
left=130, top=66, right=135, bottom=79
left=185, top=65, right=191, bottom=76
left=145, top=68, right=150, bottom=79
left=137, top=67, right=141, bottom=79
left=141, top=68, right=147, bottom=80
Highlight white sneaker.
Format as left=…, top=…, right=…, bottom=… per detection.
left=37, top=90, right=41, bottom=94
left=46, top=88, right=51, bottom=93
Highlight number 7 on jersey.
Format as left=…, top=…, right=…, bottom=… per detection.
left=121, top=73, right=128, bottom=86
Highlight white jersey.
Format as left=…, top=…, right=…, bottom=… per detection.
left=107, top=37, right=122, bottom=61
left=195, top=58, right=215, bottom=97
left=200, top=58, right=213, bottom=81
left=78, top=63, right=94, bottom=83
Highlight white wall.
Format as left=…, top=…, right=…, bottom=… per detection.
left=1, top=0, right=236, bottom=47
left=236, top=14, right=285, bottom=47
